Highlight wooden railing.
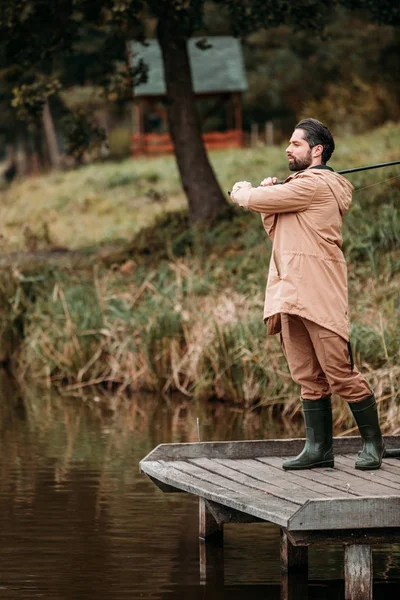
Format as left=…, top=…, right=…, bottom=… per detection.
left=131, top=129, right=243, bottom=156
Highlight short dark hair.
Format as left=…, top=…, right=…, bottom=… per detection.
left=295, top=118, right=335, bottom=164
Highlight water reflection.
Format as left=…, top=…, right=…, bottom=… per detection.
left=0, top=371, right=398, bottom=599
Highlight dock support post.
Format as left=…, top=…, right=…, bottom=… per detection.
left=344, top=544, right=372, bottom=600
left=199, top=498, right=224, bottom=587
left=280, top=528, right=308, bottom=600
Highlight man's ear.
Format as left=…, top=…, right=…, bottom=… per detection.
left=312, top=144, right=323, bottom=159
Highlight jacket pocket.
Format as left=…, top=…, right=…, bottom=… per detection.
left=317, top=329, right=352, bottom=372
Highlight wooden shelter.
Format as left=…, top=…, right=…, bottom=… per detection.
left=128, top=37, right=248, bottom=155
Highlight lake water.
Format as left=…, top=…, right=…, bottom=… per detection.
left=0, top=376, right=399, bottom=599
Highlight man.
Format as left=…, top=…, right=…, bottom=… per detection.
left=230, top=118, right=384, bottom=470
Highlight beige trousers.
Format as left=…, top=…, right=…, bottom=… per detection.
left=280, top=313, right=371, bottom=402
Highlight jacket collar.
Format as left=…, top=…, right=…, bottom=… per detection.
left=284, top=163, right=334, bottom=183
left=311, top=164, right=334, bottom=172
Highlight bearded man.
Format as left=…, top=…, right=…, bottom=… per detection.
left=230, top=118, right=384, bottom=470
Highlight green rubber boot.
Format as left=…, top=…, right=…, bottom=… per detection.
left=348, top=393, right=385, bottom=470
left=282, top=396, right=334, bottom=470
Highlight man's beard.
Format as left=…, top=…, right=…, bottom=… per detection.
left=288, top=149, right=312, bottom=171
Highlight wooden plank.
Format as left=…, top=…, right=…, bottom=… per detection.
left=204, top=499, right=263, bottom=526
left=225, top=457, right=360, bottom=501
left=299, top=466, right=396, bottom=497
left=152, top=134, right=171, bottom=142
left=141, top=439, right=305, bottom=463
left=338, top=453, right=400, bottom=478
left=132, top=130, right=243, bottom=156
left=342, top=454, right=400, bottom=475
left=206, top=142, right=241, bottom=150
left=205, top=142, right=240, bottom=150
left=295, top=467, right=396, bottom=497
left=204, top=129, right=240, bottom=141
left=281, top=528, right=308, bottom=571
left=199, top=498, right=222, bottom=540
left=140, top=435, right=400, bottom=463
left=146, top=145, right=173, bottom=153
left=381, top=458, right=400, bottom=472
left=287, top=527, right=400, bottom=547
left=170, top=460, right=299, bottom=522
left=142, top=460, right=295, bottom=526
left=254, top=458, right=362, bottom=497
left=257, top=455, right=397, bottom=497
left=344, top=545, right=372, bottom=600
left=257, top=456, right=365, bottom=498
left=199, top=537, right=224, bottom=588
left=199, top=500, right=224, bottom=587
left=192, top=457, right=325, bottom=503
left=148, top=475, right=185, bottom=493
left=254, top=456, right=362, bottom=498
left=237, top=458, right=347, bottom=499
left=335, top=456, right=400, bottom=489
left=280, top=528, right=309, bottom=600
left=289, top=496, right=400, bottom=531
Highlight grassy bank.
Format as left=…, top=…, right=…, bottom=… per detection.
left=1, top=121, right=399, bottom=251
left=0, top=123, right=399, bottom=431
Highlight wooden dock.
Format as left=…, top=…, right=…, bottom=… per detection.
left=140, top=435, right=400, bottom=599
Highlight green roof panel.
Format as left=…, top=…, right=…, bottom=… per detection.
left=129, top=36, right=247, bottom=97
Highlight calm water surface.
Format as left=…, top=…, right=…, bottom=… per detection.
left=0, top=376, right=399, bottom=599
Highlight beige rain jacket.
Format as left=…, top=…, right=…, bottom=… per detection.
left=246, top=167, right=354, bottom=341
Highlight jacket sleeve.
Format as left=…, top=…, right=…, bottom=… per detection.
left=248, top=174, right=317, bottom=214
left=261, top=213, right=276, bottom=239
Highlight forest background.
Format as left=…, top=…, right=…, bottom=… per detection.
left=1, top=2, right=399, bottom=174
left=0, top=0, right=398, bottom=434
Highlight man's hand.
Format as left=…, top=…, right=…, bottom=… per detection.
left=260, top=177, right=278, bottom=186
left=230, top=180, right=252, bottom=208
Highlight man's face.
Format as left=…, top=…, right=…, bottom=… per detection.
left=286, top=128, right=312, bottom=172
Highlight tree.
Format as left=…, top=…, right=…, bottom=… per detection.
left=109, top=0, right=333, bottom=222
left=0, top=0, right=398, bottom=222
left=11, top=75, right=62, bottom=168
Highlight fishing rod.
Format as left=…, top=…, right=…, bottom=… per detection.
left=338, top=159, right=400, bottom=175
left=228, top=159, right=400, bottom=194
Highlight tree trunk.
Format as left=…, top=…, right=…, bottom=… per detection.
left=42, top=98, right=60, bottom=168
left=156, top=24, right=228, bottom=223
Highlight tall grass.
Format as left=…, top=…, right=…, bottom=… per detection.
left=8, top=237, right=400, bottom=432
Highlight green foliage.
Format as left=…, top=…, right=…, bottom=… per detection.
left=61, top=109, right=106, bottom=163
left=0, top=269, right=29, bottom=362
left=21, top=275, right=105, bottom=376
left=301, top=77, right=399, bottom=134
left=129, top=209, right=190, bottom=258
left=143, top=307, right=185, bottom=386
left=343, top=199, right=400, bottom=276
left=1, top=0, right=397, bottom=135
left=350, top=320, right=399, bottom=368
left=340, top=0, right=400, bottom=25
left=242, top=7, right=400, bottom=131
left=11, top=76, right=61, bottom=128
left=198, top=318, right=277, bottom=405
